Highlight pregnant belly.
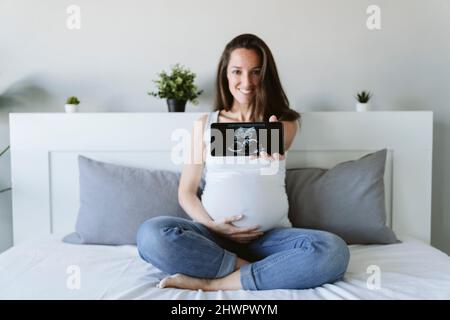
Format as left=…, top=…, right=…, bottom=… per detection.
left=201, top=174, right=290, bottom=231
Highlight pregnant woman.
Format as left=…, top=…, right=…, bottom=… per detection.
left=137, top=34, right=350, bottom=291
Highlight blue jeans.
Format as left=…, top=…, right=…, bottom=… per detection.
left=136, top=216, right=350, bottom=290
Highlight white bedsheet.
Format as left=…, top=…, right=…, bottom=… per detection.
left=0, top=234, right=449, bottom=300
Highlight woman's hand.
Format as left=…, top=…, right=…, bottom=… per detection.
left=249, top=115, right=286, bottom=161
left=206, top=214, right=264, bottom=244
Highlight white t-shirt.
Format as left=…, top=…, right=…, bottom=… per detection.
left=200, top=110, right=291, bottom=231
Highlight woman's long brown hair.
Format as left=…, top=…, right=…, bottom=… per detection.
left=214, top=34, right=300, bottom=122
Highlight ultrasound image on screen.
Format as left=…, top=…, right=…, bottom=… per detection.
left=210, top=122, right=283, bottom=157
left=228, top=127, right=261, bottom=156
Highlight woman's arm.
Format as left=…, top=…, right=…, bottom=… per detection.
left=281, top=119, right=300, bottom=152
left=249, top=116, right=299, bottom=161
left=178, top=114, right=214, bottom=226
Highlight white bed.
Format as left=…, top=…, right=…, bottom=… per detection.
left=1, top=234, right=449, bottom=300
left=3, top=111, right=450, bottom=300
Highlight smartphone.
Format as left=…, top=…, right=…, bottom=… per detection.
left=210, top=122, right=284, bottom=157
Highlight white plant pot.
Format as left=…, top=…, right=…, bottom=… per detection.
left=356, top=102, right=370, bottom=112
left=65, top=104, right=79, bottom=113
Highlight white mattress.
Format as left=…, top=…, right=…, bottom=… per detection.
left=1, top=234, right=449, bottom=300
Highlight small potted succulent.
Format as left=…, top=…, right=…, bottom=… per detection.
left=65, top=96, right=80, bottom=113
left=355, top=90, right=372, bottom=112
left=148, top=64, right=203, bottom=112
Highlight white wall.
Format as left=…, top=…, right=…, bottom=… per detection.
left=1, top=0, right=449, bottom=253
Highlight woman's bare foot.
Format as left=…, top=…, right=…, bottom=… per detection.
left=158, top=257, right=248, bottom=290
left=157, top=269, right=243, bottom=291
left=157, top=273, right=212, bottom=291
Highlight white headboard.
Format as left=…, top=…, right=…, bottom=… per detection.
left=9, top=111, right=433, bottom=245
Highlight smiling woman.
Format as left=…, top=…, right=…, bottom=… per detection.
left=137, top=34, right=349, bottom=292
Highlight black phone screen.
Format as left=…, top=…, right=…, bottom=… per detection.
left=210, top=122, right=284, bottom=157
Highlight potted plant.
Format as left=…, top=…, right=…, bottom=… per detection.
left=65, top=96, right=80, bottom=113
left=148, top=64, right=203, bottom=112
left=355, top=90, right=372, bottom=112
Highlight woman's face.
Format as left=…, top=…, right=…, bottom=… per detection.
left=226, top=48, right=262, bottom=107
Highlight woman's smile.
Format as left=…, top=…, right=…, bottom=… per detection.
left=237, top=87, right=255, bottom=101
left=238, top=88, right=254, bottom=95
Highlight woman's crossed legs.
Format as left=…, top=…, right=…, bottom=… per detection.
left=136, top=216, right=350, bottom=291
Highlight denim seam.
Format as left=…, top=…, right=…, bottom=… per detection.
left=240, top=263, right=258, bottom=290
left=259, top=235, right=314, bottom=248
left=215, top=250, right=237, bottom=278
left=161, top=226, right=220, bottom=251
left=252, top=249, right=302, bottom=275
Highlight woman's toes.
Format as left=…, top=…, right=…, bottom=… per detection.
left=156, top=277, right=167, bottom=288
left=156, top=273, right=211, bottom=290
left=157, top=274, right=179, bottom=288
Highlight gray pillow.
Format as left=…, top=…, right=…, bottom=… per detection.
left=286, top=149, right=398, bottom=245
left=63, top=156, right=204, bottom=245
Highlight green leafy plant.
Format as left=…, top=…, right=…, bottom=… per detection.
left=148, top=64, right=203, bottom=105
left=355, top=90, right=372, bottom=103
left=0, top=145, right=11, bottom=194
left=66, top=96, right=80, bottom=105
